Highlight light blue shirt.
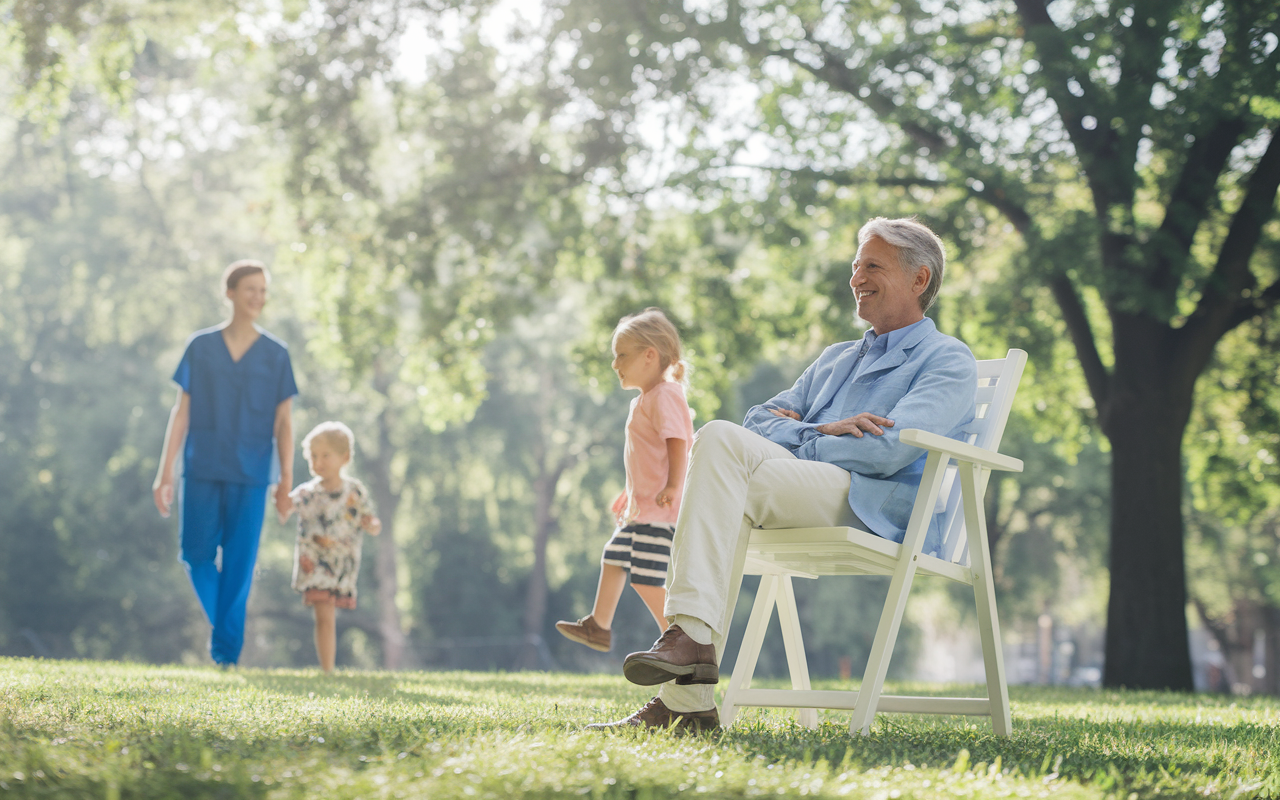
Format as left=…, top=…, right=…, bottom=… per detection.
left=743, top=318, right=976, bottom=555
left=813, top=319, right=926, bottom=426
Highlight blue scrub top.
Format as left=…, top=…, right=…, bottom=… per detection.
left=173, top=325, right=299, bottom=486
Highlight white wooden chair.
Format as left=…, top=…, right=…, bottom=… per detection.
left=718, top=349, right=1027, bottom=736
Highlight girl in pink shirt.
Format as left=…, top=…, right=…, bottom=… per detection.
left=556, top=308, right=694, bottom=652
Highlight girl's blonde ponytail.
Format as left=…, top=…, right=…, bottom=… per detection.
left=614, top=308, right=689, bottom=387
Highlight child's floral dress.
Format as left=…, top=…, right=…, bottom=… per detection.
left=290, top=477, right=375, bottom=609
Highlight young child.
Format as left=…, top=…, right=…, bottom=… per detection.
left=556, top=308, right=694, bottom=652
left=284, top=421, right=381, bottom=672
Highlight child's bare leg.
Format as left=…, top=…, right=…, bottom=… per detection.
left=590, top=563, right=627, bottom=630
left=312, top=597, right=337, bottom=673
left=632, top=583, right=669, bottom=632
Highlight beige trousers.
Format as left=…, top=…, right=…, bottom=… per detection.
left=658, top=420, right=861, bottom=712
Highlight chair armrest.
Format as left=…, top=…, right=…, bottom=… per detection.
left=899, top=429, right=1024, bottom=473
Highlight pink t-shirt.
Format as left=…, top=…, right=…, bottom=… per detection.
left=624, top=381, right=694, bottom=526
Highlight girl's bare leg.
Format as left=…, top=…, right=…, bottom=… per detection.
left=313, top=598, right=337, bottom=673
left=590, top=563, right=627, bottom=629
left=632, top=584, right=669, bottom=632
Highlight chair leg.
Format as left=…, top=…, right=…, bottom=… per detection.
left=720, top=574, right=778, bottom=727
left=776, top=575, right=818, bottom=728
left=961, top=463, right=1012, bottom=736
left=848, top=560, right=920, bottom=735
left=848, top=452, right=951, bottom=735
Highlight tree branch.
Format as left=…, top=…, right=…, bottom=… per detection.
left=1182, top=128, right=1280, bottom=364
left=1221, top=273, right=1280, bottom=333
left=748, top=37, right=951, bottom=155
left=1011, top=0, right=1104, bottom=158
left=1150, top=115, right=1248, bottom=294
left=1104, top=0, right=1177, bottom=184
left=971, top=186, right=1034, bottom=235
left=1012, top=0, right=1126, bottom=215
left=1047, top=274, right=1112, bottom=424
left=713, top=162, right=948, bottom=191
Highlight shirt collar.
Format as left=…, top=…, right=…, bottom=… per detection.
left=865, top=317, right=928, bottom=353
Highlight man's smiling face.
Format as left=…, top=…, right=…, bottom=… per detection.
left=850, top=236, right=929, bottom=334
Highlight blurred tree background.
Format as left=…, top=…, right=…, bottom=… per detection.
left=0, top=0, right=1276, bottom=694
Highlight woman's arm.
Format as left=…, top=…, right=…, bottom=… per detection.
left=655, top=438, right=689, bottom=509
left=273, top=397, right=294, bottom=520
left=153, top=390, right=191, bottom=517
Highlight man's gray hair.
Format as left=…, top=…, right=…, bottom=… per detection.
left=857, top=217, right=946, bottom=312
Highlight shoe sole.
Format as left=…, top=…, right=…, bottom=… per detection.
left=555, top=626, right=610, bottom=652
left=584, top=717, right=720, bottom=734
left=622, top=655, right=719, bottom=686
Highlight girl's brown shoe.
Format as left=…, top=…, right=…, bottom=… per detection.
left=555, top=615, right=611, bottom=652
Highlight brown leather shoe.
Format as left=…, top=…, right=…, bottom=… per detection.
left=585, top=696, right=719, bottom=733
left=555, top=615, right=611, bottom=652
left=622, top=625, right=718, bottom=685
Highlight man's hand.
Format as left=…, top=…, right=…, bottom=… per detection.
left=816, top=413, right=895, bottom=438
left=768, top=406, right=801, bottom=421
left=656, top=485, right=678, bottom=508
left=362, top=515, right=382, bottom=535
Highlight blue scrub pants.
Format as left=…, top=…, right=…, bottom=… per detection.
left=179, top=478, right=269, bottom=665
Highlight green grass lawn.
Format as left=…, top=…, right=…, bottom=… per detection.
left=0, top=658, right=1276, bottom=798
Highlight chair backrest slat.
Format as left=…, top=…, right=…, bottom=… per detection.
left=937, top=350, right=1027, bottom=565
left=975, top=360, right=1007, bottom=379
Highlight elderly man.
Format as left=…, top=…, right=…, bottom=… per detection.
left=589, top=217, right=977, bottom=732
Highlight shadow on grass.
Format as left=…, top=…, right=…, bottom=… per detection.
left=718, top=701, right=1279, bottom=796
left=235, top=668, right=632, bottom=705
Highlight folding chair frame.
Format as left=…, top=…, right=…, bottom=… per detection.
left=719, top=349, right=1027, bottom=736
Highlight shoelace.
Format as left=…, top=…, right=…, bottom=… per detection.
left=634, top=697, right=665, bottom=719
left=649, top=627, right=682, bottom=651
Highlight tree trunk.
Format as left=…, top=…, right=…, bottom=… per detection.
left=1264, top=606, right=1280, bottom=696
left=516, top=466, right=562, bottom=670
left=367, top=369, right=412, bottom=670
left=1222, top=603, right=1261, bottom=694
left=1197, top=600, right=1280, bottom=695
left=515, top=364, right=572, bottom=671
left=369, top=456, right=409, bottom=669
left=1101, top=335, right=1195, bottom=690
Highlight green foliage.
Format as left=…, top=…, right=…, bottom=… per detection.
left=0, top=109, right=237, bottom=662
left=532, top=0, right=1280, bottom=688
left=4, top=0, right=1278, bottom=693
left=3, top=658, right=1280, bottom=799
left=1183, top=314, right=1280, bottom=687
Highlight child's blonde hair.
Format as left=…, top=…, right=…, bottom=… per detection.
left=302, top=421, right=355, bottom=468
left=614, top=307, right=688, bottom=386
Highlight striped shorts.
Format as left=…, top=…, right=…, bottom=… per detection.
left=601, top=523, right=676, bottom=586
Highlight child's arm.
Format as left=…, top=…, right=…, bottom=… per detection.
left=610, top=490, right=627, bottom=524
left=357, top=483, right=381, bottom=534
left=654, top=438, right=689, bottom=509
left=279, top=484, right=304, bottom=524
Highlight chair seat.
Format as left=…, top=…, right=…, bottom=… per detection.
left=746, top=526, right=975, bottom=584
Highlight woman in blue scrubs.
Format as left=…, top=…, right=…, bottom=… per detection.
left=153, top=261, right=298, bottom=666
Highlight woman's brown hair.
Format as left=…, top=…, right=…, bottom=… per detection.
left=222, top=260, right=268, bottom=291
